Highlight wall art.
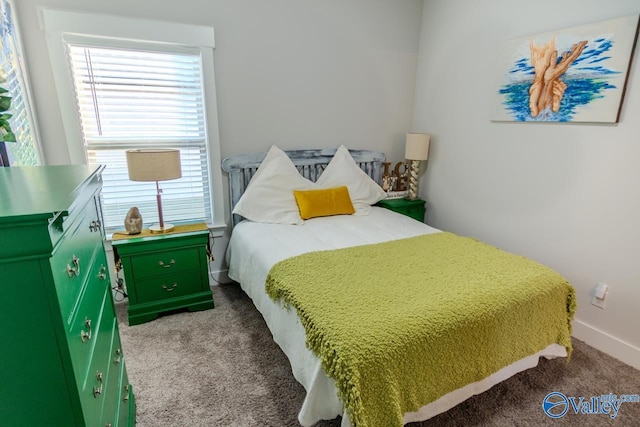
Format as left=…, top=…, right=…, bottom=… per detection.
left=492, top=15, right=639, bottom=123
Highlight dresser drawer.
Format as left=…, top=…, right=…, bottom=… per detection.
left=100, top=316, right=125, bottom=427
left=130, top=246, right=201, bottom=280
left=51, top=198, right=104, bottom=322
left=67, top=248, right=110, bottom=326
left=67, top=280, right=109, bottom=390
left=47, top=174, right=104, bottom=248
left=134, top=270, right=204, bottom=303
left=78, top=306, right=115, bottom=426
left=109, top=329, right=133, bottom=427
left=117, top=366, right=134, bottom=426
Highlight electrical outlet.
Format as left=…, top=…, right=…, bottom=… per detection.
left=591, top=283, right=608, bottom=309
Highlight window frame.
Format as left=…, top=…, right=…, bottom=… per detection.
left=42, top=9, right=226, bottom=236
left=65, top=39, right=213, bottom=232
left=0, top=0, right=44, bottom=166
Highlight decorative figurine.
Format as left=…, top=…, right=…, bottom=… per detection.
left=382, top=175, right=397, bottom=193
left=382, top=161, right=408, bottom=192
left=124, top=207, right=143, bottom=235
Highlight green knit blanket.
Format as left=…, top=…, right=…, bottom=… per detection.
left=266, top=232, right=576, bottom=427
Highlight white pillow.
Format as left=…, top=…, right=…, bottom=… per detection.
left=232, top=145, right=317, bottom=225
left=316, top=145, right=386, bottom=214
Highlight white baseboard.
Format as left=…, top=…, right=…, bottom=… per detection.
left=572, top=319, right=640, bottom=371
left=208, top=268, right=233, bottom=285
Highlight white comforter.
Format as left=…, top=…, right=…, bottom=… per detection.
left=225, top=207, right=566, bottom=426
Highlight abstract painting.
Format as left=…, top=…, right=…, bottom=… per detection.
left=492, top=15, right=640, bottom=123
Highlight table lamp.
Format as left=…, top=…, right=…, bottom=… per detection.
left=404, top=133, right=430, bottom=201
left=126, top=149, right=182, bottom=233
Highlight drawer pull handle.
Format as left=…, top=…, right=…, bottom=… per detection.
left=123, top=384, right=130, bottom=402
left=114, top=348, right=121, bottom=364
left=66, top=255, right=80, bottom=277
left=93, top=371, right=103, bottom=398
left=89, top=220, right=102, bottom=232
left=158, top=259, right=176, bottom=268
left=81, top=317, right=92, bottom=343
left=98, top=264, right=107, bottom=280
left=162, top=283, right=178, bottom=292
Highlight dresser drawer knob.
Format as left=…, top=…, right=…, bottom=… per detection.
left=80, top=317, right=92, bottom=343
left=98, top=264, right=107, bottom=280
left=123, top=384, right=130, bottom=402
left=93, top=371, right=103, bottom=398
left=114, top=348, right=121, bottom=364
left=158, top=259, right=176, bottom=268
left=66, top=255, right=80, bottom=277
left=162, top=283, right=178, bottom=292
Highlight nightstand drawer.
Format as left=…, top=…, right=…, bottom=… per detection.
left=130, top=247, right=201, bottom=280
left=134, top=271, right=204, bottom=303
left=376, top=198, right=425, bottom=222
left=398, top=205, right=424, bottom=221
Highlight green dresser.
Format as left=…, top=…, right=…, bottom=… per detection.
left=112, top=223, right=214, bottom=326
left=0, top=165, right=136, bottom=426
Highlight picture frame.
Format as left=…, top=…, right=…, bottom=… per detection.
left=492, top=14, right=640, bottom=123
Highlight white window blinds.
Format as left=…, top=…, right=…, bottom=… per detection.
left=66, top=42, right=212, bottom=231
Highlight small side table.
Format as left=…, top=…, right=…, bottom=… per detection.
left=112, top=223, right=214, bottom=325
left=376, top=198, right=426, bottom=222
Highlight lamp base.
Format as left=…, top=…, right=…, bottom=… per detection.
left=149, top=223, right=175, bottom=234
left=406, top=159, right=420, bottom=200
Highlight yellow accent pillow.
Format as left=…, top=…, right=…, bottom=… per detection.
left=294, top=186, right=356, bottom=220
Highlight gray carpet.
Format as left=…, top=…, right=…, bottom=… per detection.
left=116, top=283, right=640, bottom=426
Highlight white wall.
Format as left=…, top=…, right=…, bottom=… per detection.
left=415, top=0, right=640, bottom=368
left=14, top=0, right=423, bottom=274
left=15, top=0, right=423, bottom=163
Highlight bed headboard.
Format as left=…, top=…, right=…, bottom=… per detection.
left=221, top=148, right=386, bottom=226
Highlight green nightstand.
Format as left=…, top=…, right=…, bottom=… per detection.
left=376, top=198, right=426, bottom=222
left=112, top=223, right=214, bottom=325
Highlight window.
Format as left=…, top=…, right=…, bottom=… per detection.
left=0, top=0, right=42, bottom=166
left=66, top=42, right=211, bottom=230
left=42, top=10, right=225, bottom=235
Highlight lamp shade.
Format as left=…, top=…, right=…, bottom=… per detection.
left=126, top=149, right=182, bottom=182
left=405, top=133, right=430, bottom=161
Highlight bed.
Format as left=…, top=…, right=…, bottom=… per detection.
left=222, top=146, right=575, bottom=427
